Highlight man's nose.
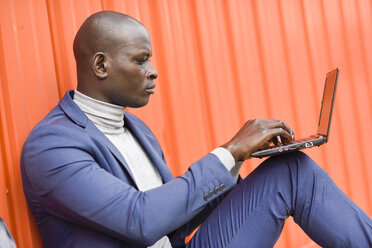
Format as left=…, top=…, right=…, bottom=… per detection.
left=146, top=63, right=158, bottom=80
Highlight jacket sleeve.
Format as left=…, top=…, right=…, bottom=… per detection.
left=21, top=124, right=236, bottom=247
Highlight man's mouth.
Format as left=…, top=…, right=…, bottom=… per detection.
left=146, top=83, right=156, bottom=94
left=145, top=88, right=155, bottom=94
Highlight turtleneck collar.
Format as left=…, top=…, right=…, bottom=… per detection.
left=73, top=90, right=126, bottom=135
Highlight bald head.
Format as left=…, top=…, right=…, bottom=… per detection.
left=72, top=11, right=158, bottom=108
left=73, top=11, right=147, bottom=67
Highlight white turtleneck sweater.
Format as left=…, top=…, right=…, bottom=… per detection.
left=73, top=90, right=239, bottom=247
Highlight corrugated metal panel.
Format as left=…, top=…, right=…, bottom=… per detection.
left=0, top=0, right=58, bottom=247
left=0, top=0, right=371, bottom=247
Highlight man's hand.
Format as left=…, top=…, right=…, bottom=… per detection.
left=221, top=119, right=295, bottom=162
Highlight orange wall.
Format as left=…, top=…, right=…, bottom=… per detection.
left=1, top=0, right=372, bottom=247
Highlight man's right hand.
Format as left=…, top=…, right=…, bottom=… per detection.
left=221, top=119, right=294, bottom=162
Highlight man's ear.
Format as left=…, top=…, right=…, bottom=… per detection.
left=92, top=52, right=108, bottom=79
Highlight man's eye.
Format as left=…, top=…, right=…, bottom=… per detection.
left=136, top=58, right=148, bottom=64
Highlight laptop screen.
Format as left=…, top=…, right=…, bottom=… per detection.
left=317, top=68, right=339, bottom=139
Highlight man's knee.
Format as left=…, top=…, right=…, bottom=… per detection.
left=259, top=151, right=321, bottom=180
left=267, top=151, right=310, bottom=164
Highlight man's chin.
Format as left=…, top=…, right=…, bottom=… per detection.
left=127, top=98, right=150, bottom=108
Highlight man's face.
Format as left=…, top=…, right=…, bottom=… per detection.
left=103, top=25, right=158, bottom=108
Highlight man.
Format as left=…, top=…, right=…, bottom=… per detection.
left=21, top=11, right=371, bottom=248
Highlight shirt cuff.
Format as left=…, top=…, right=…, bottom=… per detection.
left=211, top=147, right=236, bottom=171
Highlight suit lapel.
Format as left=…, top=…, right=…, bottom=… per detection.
left=60, top=90, right=174, bottom=186
left=59, top=91, right=138, bottom=187
left=124, top=115, right=174, bottom=183
left=84, top=122, right=138, bottom=185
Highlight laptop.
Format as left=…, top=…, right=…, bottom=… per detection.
left=251, top=68, right=339, bottom=158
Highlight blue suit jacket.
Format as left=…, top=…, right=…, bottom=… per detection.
left=21, top=91, right=236, bottom=247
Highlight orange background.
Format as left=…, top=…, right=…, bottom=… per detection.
left=1, top=0, right=372, bottom=247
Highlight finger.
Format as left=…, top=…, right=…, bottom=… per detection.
left=282, top=122, right=295, bottom=141
left=291, top=130, right=295, bottom=140
left=266, top=120, right=295, bottom=141
left=281, top=135, right=293, bottom=145
left=269, top=128, right=292, bottom=144
left=276, top=135, right=283, bottom=145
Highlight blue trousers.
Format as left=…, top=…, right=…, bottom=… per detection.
left=187, top=152, right=372, bottom=248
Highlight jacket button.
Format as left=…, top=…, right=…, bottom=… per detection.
left=209, top=189, right=214, bottom=196
left=214, top=187, right=219, bottom=194
left=220, top=184, right=226, bottom=190
left=204, top=193, right=209, bottom=201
